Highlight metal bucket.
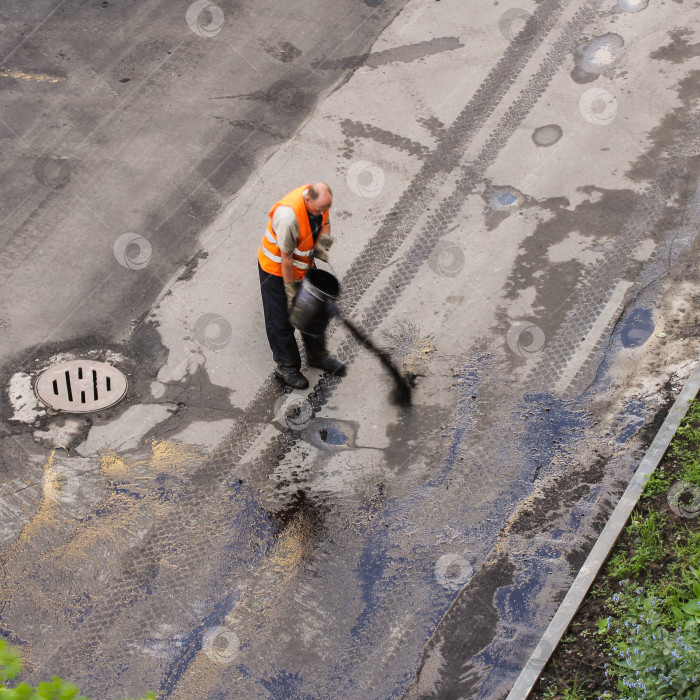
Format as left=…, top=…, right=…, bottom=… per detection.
left=289, top=268, right=340, bottom=335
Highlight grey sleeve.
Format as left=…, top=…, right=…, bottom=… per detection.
left=272, top=206, right=300, bottom=254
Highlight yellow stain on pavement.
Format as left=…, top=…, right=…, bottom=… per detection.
left=1, top=67, right=64, bottom=83
left=150, top=439, right=203, bottom=470
left=15, top=450, right=61, bottom=542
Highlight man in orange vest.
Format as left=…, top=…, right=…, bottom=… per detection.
left=258, top=182, right=346, bottom=389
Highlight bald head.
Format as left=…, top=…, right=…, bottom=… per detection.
left=305, top=182, right=333, bottom=215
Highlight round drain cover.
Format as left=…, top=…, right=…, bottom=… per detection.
left=35, top=360, right=128, bottom=413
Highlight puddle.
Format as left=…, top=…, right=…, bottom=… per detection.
left=615, top=0, right=649, bottom=12
left=483, top=184, right=529, bottom=230
left=620, top=307, right=654, bottom=348
left=571, top=33, right=624, bottom=84
left=532, top=124, right=563, bottom=147
left=303, top=419, right=357, bottom=450
left=319, top=426, right=347, bottom=445
left=487, top=188, right=526, bottom=210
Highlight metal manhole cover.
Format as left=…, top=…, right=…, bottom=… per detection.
left=35, top=360, right=128, bottom=413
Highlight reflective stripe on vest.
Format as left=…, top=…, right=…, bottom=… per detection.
left=257, top=184, right=328, bottom=280
left=259, top=244, right=310, bottom=269
left=263, top=229, right=313, bottom=258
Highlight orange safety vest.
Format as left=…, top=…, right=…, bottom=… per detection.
left=258, top=185, right=329, bottom=280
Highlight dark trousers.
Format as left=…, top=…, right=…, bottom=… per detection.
left=258, top=263, right=327, bottom=370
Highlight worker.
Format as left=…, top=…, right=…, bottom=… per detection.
left=257, top=182, right=346, bottom=389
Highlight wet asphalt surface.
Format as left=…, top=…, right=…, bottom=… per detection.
left=1, top=0, right=700, bottom=699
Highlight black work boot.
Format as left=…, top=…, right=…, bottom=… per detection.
left=274, top=366, right=309, bottom=390
left=308, top=354, right=347, bottom=377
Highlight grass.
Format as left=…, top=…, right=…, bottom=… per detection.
left=531, top=396, right=700, bottom=700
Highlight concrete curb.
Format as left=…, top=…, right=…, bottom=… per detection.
left=506, top=358, right=700, bottom=700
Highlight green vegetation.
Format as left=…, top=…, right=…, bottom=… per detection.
left=595, top=397, right=700, bottom=700
left=606, top=509, right=666, bottom=580
left=533, top=397, right=700, bottom=699
left=0, top=639, right=156, bottom=700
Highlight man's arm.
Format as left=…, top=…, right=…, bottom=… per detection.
left=280, top=251, right=295, bottom=284
left=273, top=206, right=299, bottom=286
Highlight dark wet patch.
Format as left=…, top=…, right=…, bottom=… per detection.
left=514, top=393, right=589, bottom=486
left=508, top=450, right=606, bottom=538
left=135, top=362, right=245, bottom=440
left=651, top=28, right=700, bottom=64
left=176, top=250, right=209, bottom=282
left=532, top=123, right=562, bottom=147
left=408, top=555, right=515, bottom=698
left=224, top=118, right=285, bottom=139
left=625, top=70, right=700, bottom=181
left=571, top=33, right=624, bottom=84
left=312, top=36, right=463, bottom=71
left=259, top=669, right=312, bottom=699
left=383, top=403, right=453, bottom=474
left=619, top=306, right=654, bottom=348
left=339, top=118, right=430, bottom=160
left=266, top=488, right=325, bottom=539
left=502, top=186, right=638, bottom=330
left=263, top=40, right=302, bottom=63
